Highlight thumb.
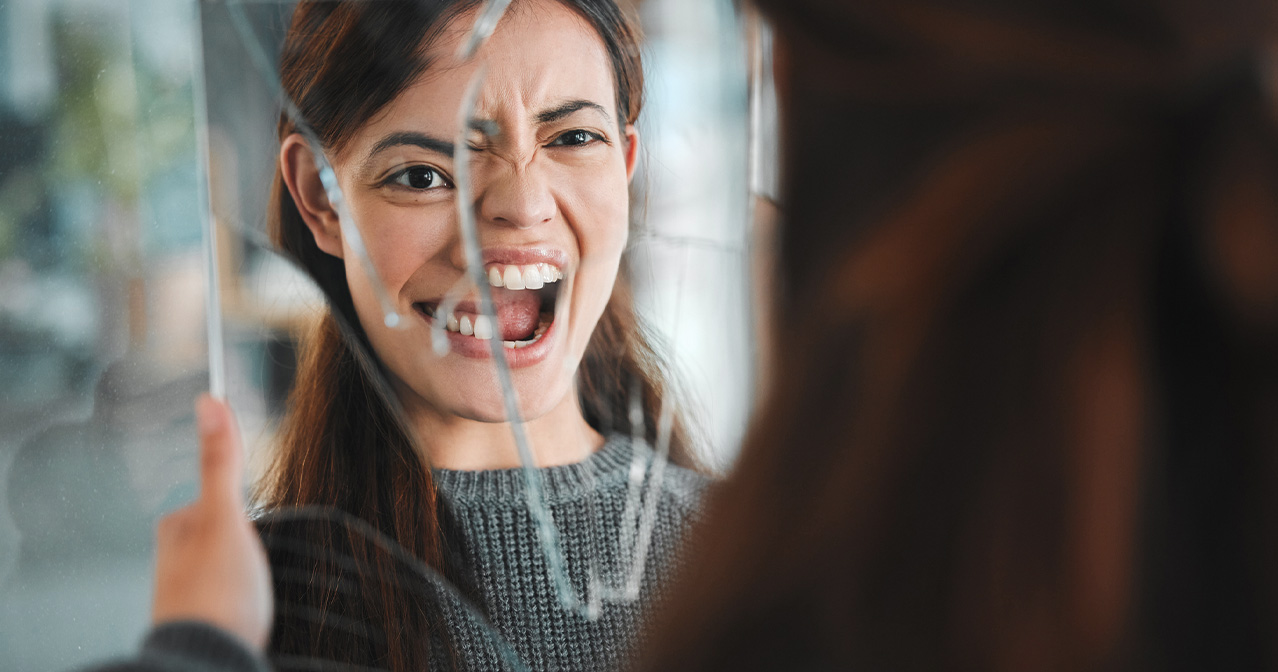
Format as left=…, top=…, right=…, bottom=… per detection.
left=195, top=394, right=245, bottom=509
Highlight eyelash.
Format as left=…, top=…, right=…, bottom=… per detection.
left=548, top=129, right=607, bottom=147
left=384, top=165, right=453, bottom=191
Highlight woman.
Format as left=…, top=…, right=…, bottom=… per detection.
left=257, top=1, right=706, bottom=671
left=642, top=0, right=1278, bottom=669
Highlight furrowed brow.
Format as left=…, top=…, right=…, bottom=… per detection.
left=535, top=99, right=611, bottom=125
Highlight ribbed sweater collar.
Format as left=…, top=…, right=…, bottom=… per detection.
left=431, top=435, right=641, bottom=504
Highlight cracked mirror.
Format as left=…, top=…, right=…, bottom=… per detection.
left=0, top=0, right=772, bottom=669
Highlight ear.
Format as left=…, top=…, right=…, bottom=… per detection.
left=623, top=124, right=640, bottom=183
left=280, top=133, right=344, bottom=259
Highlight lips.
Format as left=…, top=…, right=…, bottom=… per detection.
left=440, top=311, right=552, bottom=349
left=414, top=289, right=549, bottom=343
left=412, top=256, right=565, bottom=357
left=410, top=291, right=560, bottom=366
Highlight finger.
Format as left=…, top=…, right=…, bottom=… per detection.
left=155, top=508, right=188, bottom=543
left=195, top=393, right=245, bottom=509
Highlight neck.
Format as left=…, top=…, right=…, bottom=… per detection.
left=407, top=392, right=605, bottom=471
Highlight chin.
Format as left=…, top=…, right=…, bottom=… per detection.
left=425, top=371, right=573, bottom=425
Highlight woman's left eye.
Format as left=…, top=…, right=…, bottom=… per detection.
left=389, top=166, right=452, bottom=190
left=549, top=130, right=604, bottom=147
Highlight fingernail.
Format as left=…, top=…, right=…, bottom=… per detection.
left=196, top=396, right=224, bottom=436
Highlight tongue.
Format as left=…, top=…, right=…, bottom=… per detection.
left=490, top=288, right=543, bottom=341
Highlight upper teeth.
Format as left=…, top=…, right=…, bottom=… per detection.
left=487, top=263, right=562, bottom=290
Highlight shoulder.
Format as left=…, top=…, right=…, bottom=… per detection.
left=79, top=622, right=269, bottom=672
left=599, top=434, right=714, bottom=517
left=655, top=461, right=713, bottom=520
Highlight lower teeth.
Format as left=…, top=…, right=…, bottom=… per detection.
left=439, top=311, right=552, bottom=338
left=497, top=315, right=552, bottom=349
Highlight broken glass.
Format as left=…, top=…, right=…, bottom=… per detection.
left=0, top=0, right=769, bottom=669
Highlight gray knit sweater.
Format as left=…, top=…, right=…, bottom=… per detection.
left=430, top=435, right=708, bottom=671
left=258, top=434, right=708, bottom=672
left=79, top=438, right=704, bottom=672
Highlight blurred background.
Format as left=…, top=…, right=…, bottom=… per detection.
left=0, top=0, right=771, bottom=669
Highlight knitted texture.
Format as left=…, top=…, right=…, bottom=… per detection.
left=262, top=436, right=707, bottom=672
left=431, top=436, right=707, bottom=671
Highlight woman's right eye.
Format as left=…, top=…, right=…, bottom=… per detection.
left=389, top=166, right=452, bottom=190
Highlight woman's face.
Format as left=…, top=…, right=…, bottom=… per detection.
left=288, top=0, right=637, bottom=425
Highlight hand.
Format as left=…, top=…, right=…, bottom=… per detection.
left=151, top=394, right=273, bottom=650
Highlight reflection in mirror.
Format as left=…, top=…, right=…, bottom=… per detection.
left=195, top=0, right=758, bottom=670
left=0, top=0, right=762, bottom=668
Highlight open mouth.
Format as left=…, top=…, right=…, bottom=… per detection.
left=413, top=262, right=563, bottom=350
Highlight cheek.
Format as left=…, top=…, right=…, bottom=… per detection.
left=568, top=189, right=628, bottom=322
left=343, top=197, right=457, bottom=293
left=567, top=184, right=629, bottom=366
left=563, top=168, right=631, bottom=261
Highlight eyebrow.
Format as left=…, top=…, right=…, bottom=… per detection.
left=367, top=131, right=455, bottom=161
left=364, top=101, right=611, bottom=167
left=535, top=99, right=611, bottom=125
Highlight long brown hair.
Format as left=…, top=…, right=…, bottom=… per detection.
left=256, top=1, right=697, bottom=670
left=643, top=0, right=1278, bottom=670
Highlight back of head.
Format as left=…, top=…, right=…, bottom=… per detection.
left=643, top=0, right=1278, bottom=669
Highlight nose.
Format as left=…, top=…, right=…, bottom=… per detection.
left=477, top=160, right=556, bottom=230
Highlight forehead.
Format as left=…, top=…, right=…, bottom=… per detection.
left=357, top=0, right=616, bottom=142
